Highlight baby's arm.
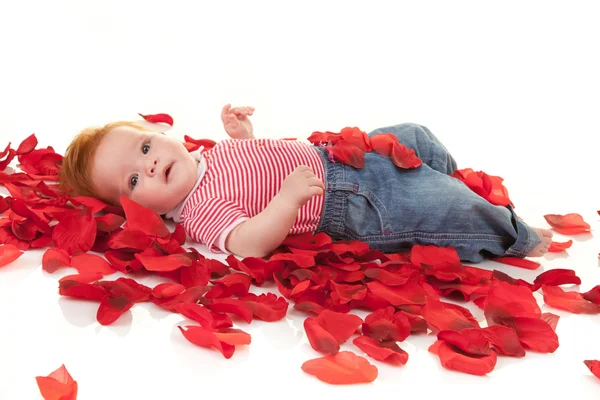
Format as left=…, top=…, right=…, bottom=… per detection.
left=225, top=166, right=324, bottom=258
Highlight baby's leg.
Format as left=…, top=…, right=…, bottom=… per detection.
left=318, top=147, right=551, bottom=263
left=367, top=123, right=458, bottom=175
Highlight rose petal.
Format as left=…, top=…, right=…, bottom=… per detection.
left=135, top=252, right=193, bottom=272
left=138, top=112, right=174, bottom=126
left=178, top=325, right=235, bottom=359
left=96, top=294, right=134, bottom=325
left=203, top=298, right=253, bottom=323
left=153, top=283, right=186, bottom=298
left=120, top=196, right=170, bottom=238
left=544, top=213, right=591, bottom=235
left=51, top=208, right=97, bottom=255
left=301, top=351, right=378, bottom=385
left=534, top=268, right=581, bottom=287
left=70, top=253, right=116, bottom=275
left=35, top=364, right=78, bottom=400
left=304, top=317, right=340, bottom=354
left=491, top=256, right=541, bottom=270
left=362, top=306, right=411, bottom=342
left=238, top=292, right=289, bottom=322
left=353, top=335, right=409, bottom=365
left=437, top=328, right=491, bottom=356
left=548, top=240, right=573, bottom=252
left=0, top=244, right=24, bottom=268
left=422, top=298, right=478, bottom=332
left=42, top=248, right=71, bottom=273
left=541, top=285, right=600, bottom=314
left=584, top=360, right=600, bottom=379
left=499, top=316, right=559, bottom=353
left=429, top=340, right=497, bottom=376
left=482, top=325, right=525, bottom=357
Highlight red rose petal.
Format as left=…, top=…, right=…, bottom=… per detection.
left=238, top=292, right=289, bottom=322
left=582, top=285, right=600, bottom=305
left=437, top=328, right=491, bottom=356
left=548, top=240, right=573, bottom=252
left=541, top=285, right=600, bottom=314
left=363, top=266, right=416, bottom=286
left=491, top=256, right=541, bottom=270
left=584, top=360, right=600, bottom=379
left=138, top=112, right=174, bottom=126
left=326, top=141, right=365, bottom=168
left=362, top=306, right=411, bottom=342
left=353, top=335, right=409, bottom=365
left=135, top=252, right=193, bottom=272
left=544, top=213, right=591, bottom=235
left=541, top=312, right=560, bottom=331
left=153, top=283, right=186, bottom=298
left=51, top=208, right=97, bottom=255
left=41, top=248, right=71, bottom=273
left=178, top=325, right=236, bottom=359
left=429, top=340, right=497, bottom=376
left=120, top=196, right=170, bottom=238
left=203, top=298, right=253, bottom=323
left=59, top=280, right=108, bottom=301
left=151, top=286, right=210, bottom=313
left=482, top=325, right=525, bottom=357
left=304, top=317, right=340, bottom=354
left=0, top=244, right=24, bottom=268
left=107, top=229, right=153, bottom=250
left=315, top=309, right=363, bottom=344
left=422, top=298, right=478, bottom=332
left=491, top=270, right=537, bottom=291
left=207, top=272, right=252, bottom=298
left=534, top=268, right=581, bottom=286
left=484, top=281, right=541, bottom=325
left=294, top=300, right=325, bottom=315
left=213, top=328, right=252, bottom=346
left=301, top=350, right=378, bottom=385
left=96, top=294, right=134, bottom=325
left=340, top=127, right=372, bottom=152
left=178, top=259, right=209, bottom=288
left=330, top=281, right=367, bottom=304
left=35, top=364, right=78, bottom=400
left=95, top=213, right=125, bottom=233
left=500, top=316, right=559, bottom=353
left=59, top=273, right=103, bottom=284
left=366, top=280, right=428, bottom=306
left=174, top=303, right=215, bottom=328
left=268, top=252, right=315, bottom=268
left=16, top=133, right=38, bottom=155
left=70, top=253, right=116, bottom=275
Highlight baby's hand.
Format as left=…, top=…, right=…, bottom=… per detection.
left=278, top=166, right=325, bottom=208
left=222, top=104, right=255, bottom=139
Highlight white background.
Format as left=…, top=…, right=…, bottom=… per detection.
left=1, top=0, right=599, bottom=399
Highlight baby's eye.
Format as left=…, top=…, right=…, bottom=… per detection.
left=130, top=174, right=139, bottom=189
left=142, top=142, right=150, bottom=154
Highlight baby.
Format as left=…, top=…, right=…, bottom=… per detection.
left=59, top=104, right=553, bottom=262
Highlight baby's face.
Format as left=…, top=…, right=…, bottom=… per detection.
left=91, top=126, right=198, bottom=215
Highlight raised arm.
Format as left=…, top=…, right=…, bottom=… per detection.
left=224, top=165, right=324, bottom=258
left=221, top=104, right=255, bottom=139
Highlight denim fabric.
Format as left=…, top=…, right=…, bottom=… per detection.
left=314, top=123, right=541, bottom=263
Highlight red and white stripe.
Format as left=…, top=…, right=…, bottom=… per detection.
left=180, top=138, right=325, bottom=253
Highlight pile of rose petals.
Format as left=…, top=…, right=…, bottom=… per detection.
left=1, top=115, right=599, bottom=398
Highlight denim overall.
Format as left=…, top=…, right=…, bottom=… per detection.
left=314, top=123, right=541, bottom=263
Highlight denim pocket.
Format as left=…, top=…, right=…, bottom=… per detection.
left=344, top=186, right=392, bottom=237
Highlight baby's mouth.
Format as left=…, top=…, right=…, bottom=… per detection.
left=164, top=163, right=173, bottom=182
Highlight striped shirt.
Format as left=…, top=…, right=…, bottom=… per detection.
left=179, top=138, right=325, bottom=253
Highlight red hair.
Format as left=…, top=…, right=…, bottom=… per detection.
left=59, top=121, right=147, bottom=203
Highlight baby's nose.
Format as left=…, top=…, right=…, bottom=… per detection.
left=147, top=159, right=158, bottom=176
